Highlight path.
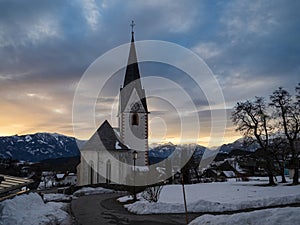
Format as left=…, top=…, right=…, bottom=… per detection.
left=71, top=193, right=200, bottom=225
left=71, top=193, right=300, bottom=225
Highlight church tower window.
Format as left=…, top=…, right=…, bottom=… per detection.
left=132, top=113, right=139, bottom=126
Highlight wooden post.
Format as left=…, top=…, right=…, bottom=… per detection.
left=181, top=173, right=189, bottom=225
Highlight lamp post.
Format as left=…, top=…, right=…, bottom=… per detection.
left=132, top=150, right=138, bottom=201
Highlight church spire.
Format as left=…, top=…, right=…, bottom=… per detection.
left=123, top=20, right=142, bottom=89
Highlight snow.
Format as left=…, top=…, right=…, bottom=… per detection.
left=73, top=187, right=115, bottom=197
left=56, top=173, right=65, bottom=179
left=0, top=193, right=71, bottom=225
left=25, top=135, right=32, bottom=142
left=189, top=207, right=300, bottom=225
left=124, top=179, right=300, bottom=214
left=117, top=195, right=134, bottom=203
left=132, top=166, right=149, bottom=172
left=5, top=151, right=12, bottom=157
left=43, top=193, right=75, bottom=203
left=38, top=179, right=54, bottom=189
left=222, top=170, right=236, bottom=178
left=115, top=141, right=121, bottom=149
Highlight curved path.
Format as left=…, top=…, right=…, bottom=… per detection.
left=71, top=193, right=200, bottom=225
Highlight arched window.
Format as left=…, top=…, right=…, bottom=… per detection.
left=89, top=161, right=94, bottom=184
left=132, top=113, right=139, bottom=126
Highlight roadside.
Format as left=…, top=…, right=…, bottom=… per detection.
left=71, top=191, right=300, bottom=225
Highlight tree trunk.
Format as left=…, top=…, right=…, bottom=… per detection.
left=281, top=168, right=287, bottom=183
left=266, top=158, right=276, bottom=185
left=268, top=173, right=276, bottom=185
left=277, top=163, right=287, bottom=183
left=293, top=159, right=299, bottom=185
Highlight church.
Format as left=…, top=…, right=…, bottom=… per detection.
left=77, top=26, right=149, bottom=186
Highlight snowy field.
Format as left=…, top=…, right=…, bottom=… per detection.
left=0, top=193, right=71, bottom=225
left=124, top=178, right=300, bottom=214
left=189, top=207, right=300, bottom=225
left=1, top=182, right=299, bottom=225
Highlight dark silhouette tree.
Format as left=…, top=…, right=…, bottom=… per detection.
left=232, top=97, right=275, bottom=185
left=269, top=136, right=289, bottom=183
left=270, top=87, right=300, bottom=185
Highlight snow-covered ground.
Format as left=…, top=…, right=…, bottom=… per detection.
left=73, top=186, right=115, bottom=197
left=125, top=179, right=300, bottom=214
left=0, top=187, right=118, bottom=225
left=118, top=195, right=134, bottom=203
left=43, top=193, right=76, bottom=202
left=0, top=193, right=71, bottom=225
left=189, top=207, right=300, bottom=225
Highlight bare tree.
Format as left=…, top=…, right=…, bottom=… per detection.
left=269, top=135, right=289, bottom=183
left=270, top=87, right=300, bottom=185
left=142, top=185, right=163, bottom=203
left=232, top=97, right=276, bottom=185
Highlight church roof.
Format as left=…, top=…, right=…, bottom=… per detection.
left=96, top=120, right=128, bottom=150
left=81, top=120, right=129, bottom=151
left=123, top=32, right=142, bottom=88
left=120, top=31, right=148, bottom=113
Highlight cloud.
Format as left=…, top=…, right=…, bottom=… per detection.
left=0, top=0, right=299, bottom=145
left=81, top=0, right=102, bottom=31
left=193, top=42, right=223, bottom=60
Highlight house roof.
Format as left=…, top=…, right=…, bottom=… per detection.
left=0, top=174, right=33, bottom=198
left=222, top=171, right=236, bottom=178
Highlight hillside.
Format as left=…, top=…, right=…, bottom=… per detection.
left=0, top=133, right=82, bottom=162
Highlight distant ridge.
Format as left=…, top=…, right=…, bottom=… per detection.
left=0, top=133, right=258, bottom=163
left=0, top=132, right=84, bottom=162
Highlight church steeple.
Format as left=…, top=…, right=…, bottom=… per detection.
left=121, top=21, right=148, bottom=113
left=119, top=21, right=149, bottom=166
left=123, top=21, right=142, bottom=89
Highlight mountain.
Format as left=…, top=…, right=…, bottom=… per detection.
left=148, top=143, right=206, bottom=164
left=0, top=132, right=258, bottom=164
left=0, top=133, right=83, bottom=162
left=218, top=138, right=259, bottom=154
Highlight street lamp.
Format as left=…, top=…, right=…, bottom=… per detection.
left=132, top=150, right=138, bottom=201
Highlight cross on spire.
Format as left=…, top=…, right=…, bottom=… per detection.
left=130, top=20, right=135, bottom=33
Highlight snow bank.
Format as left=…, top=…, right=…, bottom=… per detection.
left=126, top=194, right=300, bottom=214
left=73, top=187, right=114, bottom=197
left=189, top=207, right=300, bottom=225
left=124, top=180, right=300, bottom=214
left=44, top=193, right=76, bottom=202
left=118, top=195, right=133, bottom=203
left=0, top=193, right=71, bottom=225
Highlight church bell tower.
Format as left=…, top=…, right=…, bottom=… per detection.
left=119, top=21, right=149, bottom=166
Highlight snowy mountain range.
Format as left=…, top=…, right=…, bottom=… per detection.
left=0, top=133, right=82, bottom=162
left=149, top=143, right=208, bottom=164
left=218, top=138, right=259, bottom=154
left=0, top=133, right=258, bottom=163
